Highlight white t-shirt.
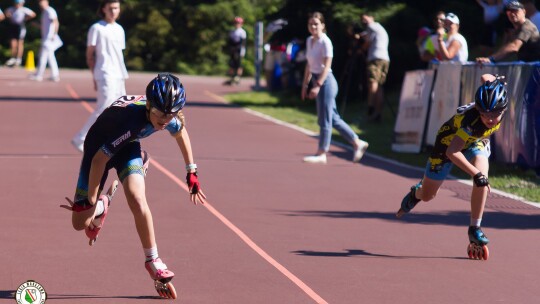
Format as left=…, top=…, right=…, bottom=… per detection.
left=446, top=33, right=468, bottom=63
left=229, top=27, right=247, bottom=56
left=229, top=27, right=246, bottom=44
left=87, top=20, right=128, bottom=80
left=306, top=33, right=333, bottom=74
left=41, top=6, right=57, bottom=39
left=6, top=6, right=34, bottom=25
left=364, top=22, right=390, bottom=62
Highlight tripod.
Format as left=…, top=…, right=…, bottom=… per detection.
left=338, top=48, right=363, bottom=117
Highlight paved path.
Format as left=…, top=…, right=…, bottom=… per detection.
left=0, top=67, right=539, bottom=303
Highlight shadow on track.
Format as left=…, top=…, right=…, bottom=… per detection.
left=330, top=150, right=424, bottom=179
left=291, top=249, right=468, bottom=260
left=0, top=290, right=161, bottom=300
left=0, top=290, right=14, bottom=299
left=47, top=294, right=160, bottom=300
left=281, top=210, right=540, bottom=230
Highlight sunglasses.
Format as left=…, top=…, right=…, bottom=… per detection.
left=150, top=108, right=177, bottom=120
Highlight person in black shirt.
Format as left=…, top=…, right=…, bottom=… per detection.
left=477, top=1, right=540, bottom=63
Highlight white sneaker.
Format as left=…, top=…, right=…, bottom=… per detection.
left=303, top=154, right=327, bottom=164
left=353, top=140, right=369, bottom=163
left=71, top=138, right=84, bottom=153
left=5, top=58, right=16, bottom=67
left=49, top=76, right=60, bottom=82
left=15, top=58, right=22, bottom=66
left=29, top=74, right=43, bottom=81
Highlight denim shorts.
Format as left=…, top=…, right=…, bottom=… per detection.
left=425, top=140, right=491, bottom=180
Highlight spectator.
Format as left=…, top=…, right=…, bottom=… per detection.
left=519, top=0, right=540, bottom=29
left=436, top=13, right=469, bottom=63
left=72, top=0, right=128, bottom=152
left=475, top=0, right=504, bottom=48
left=0, top=9, right=5, bottom=22
left=30, top=0, right=62, bottom=82
left=263, top=18, right=288, bottom=90
left=421, top=11, right=447, bottom=62
left=224, top=16, right=246, bottom=85
left=301, top=12, right=369, bottom=164
left=4, top=0, right=36, bottom=67
left=416, top=26, right=431, bottom=60
left=285, top=37, right=306, bottom=89
left=476, top=1, right=540, bottom=63
left=360, top=13, right=390, bottom=123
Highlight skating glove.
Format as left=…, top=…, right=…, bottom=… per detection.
left=473, top=172, right=489, bottom=187
left=186, top=172, right=200, bottom=194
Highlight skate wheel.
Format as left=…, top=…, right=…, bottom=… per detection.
left=467, top=243, right=489, bottom=261
left=467, top=244, right=474, bottom=259
left=154, top=280, right=177, bottom=299
left=481, top=245, right=489, bottom=260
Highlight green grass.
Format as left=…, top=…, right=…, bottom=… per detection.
left=224, top=89, right=540, bottom=203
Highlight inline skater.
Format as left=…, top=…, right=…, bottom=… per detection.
left=61, top=73, right=206, bottom=298
left=396, top=73, right=508, bottom=260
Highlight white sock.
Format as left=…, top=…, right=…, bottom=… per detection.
left=94, top=200, right=105, bottom=217
left=144, top=247, right=159, bottom=262
left=470, top=218, right=482, bottom=227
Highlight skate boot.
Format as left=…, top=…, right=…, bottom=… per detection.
left=467, top=226, right=490, bottom=260
left=142, top=150, right=150, bottom=177
left=396, top=182, right=422, bottom=218
left=145, top=257, right=177, bottom=299
left=85, top=180, right=119, bottom=246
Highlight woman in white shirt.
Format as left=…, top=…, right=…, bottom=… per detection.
left=436, top=13, right=469, bottom=63
left=301, top=12, right=369, bottom=164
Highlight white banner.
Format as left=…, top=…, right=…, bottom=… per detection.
left=425, top=62, right=463, bottom=146
left=392, top=69, right=435, bottom=153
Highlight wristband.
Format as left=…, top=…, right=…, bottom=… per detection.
left=489, top=56, right=496, bottom=63
left=185, top=163, right=197, bottom=171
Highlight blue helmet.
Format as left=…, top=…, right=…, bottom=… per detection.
left=474, top=79, right=508, bottom=113
left=146, top=73, right=186, bottom=114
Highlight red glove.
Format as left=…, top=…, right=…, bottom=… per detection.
left=186, top=172, right=200, bottom=194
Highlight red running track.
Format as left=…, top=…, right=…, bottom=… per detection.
left=0, top=67, right=539, bottom=303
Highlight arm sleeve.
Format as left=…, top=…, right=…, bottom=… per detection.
left=87, top=24, right=98, bottom=47
left=323, top=36, right=333, bottom=58
left=516, top=24, right=533, bottom=42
